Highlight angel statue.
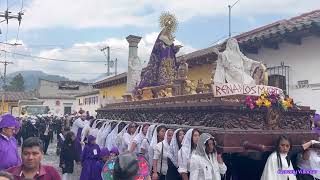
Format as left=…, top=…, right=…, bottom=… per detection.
left=138, top=12, right=183, bottom=89
left=213, top=38, right=266, bottom=85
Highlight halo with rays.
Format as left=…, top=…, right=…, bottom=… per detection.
left=159, top=12, right=178, bottom=34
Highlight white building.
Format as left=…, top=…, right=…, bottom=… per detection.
left=75, top=90, right=100, bottom=117
left=235, top=10, right=320, bottom=112
left=37, top=79, right=93, bottom=115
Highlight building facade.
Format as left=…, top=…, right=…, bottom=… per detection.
left=37, top=79, right=93, bottom=115
left=75, top=90, right=100, bottom=116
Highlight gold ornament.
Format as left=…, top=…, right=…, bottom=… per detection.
left=159, top=12, right=178, bottom=35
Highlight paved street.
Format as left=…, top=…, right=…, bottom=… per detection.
left=42, top=137, right=81, bottom=180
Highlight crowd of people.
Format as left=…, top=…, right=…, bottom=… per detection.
left=0, top=112, right=320, bottom=180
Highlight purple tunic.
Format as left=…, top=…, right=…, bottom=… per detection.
left=0, top=135, right=21, bottom=170
left=92, top=160, right=105, bottom=180
left=80, top=144, right=100, bottom=180
left=138, top=31, right=179, bottom=89
left=75, top=128, right=83, bottom=159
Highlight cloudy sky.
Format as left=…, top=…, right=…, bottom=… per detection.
left=0, top=0, right=319, bottom=81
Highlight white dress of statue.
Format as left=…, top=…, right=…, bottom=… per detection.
left=213, top=38, right=262, bottom=85
left=128, top=55, right=142, bottom=91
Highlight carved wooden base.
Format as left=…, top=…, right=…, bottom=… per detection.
left=96, top=93, right=316, bottom=153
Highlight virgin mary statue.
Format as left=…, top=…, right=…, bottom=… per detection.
left=138, top=12, right=182, bottom=89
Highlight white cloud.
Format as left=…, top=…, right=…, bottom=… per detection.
left=6, top=32, right=196, bottom=81
left=19, top=0, right=320, bottom=30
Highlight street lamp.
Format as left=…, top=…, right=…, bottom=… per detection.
left=228, top=0, right=241, bottom=38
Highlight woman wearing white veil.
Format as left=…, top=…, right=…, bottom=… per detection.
left=115, top=123, right=130, bottom=153
left=167, top=128, right=185, bottom=180
left=129, top=123, right=150, bottom=154
left=152, top=129, right=174, bottom=180
left=297, top=149, right=320, bottom=180
left=105, top=122, right=121, bottom=150
left=148, top=125, right=167, bottom=173
left=121, top=122, right=138, bottom=152
left=137, top=124, right=157, bottom=159
left=96, top=121, right=109, bottom=147
left=178, top=128, right=201, bottom=180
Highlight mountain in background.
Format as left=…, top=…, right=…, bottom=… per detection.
left=6, top=71, right=70, bottom=91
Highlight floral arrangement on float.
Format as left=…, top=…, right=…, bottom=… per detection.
left=244, top=91, right=295, bottom=111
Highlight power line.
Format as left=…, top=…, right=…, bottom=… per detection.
left=0, top=50, right=108, bottom=63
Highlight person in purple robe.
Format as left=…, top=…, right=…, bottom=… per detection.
left=80, top=135, right=100, bottom=180
left=312, top=114, right=320, bottom=134
left=0, top=114, right=21, bottom=170
left=138, top=13, right=182, bottom=89
left=92, top=148, right=110, bottom=180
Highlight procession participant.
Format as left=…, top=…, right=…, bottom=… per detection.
left=115, top=124, right=130, bottom=153
left=6, top=137, right=61, bottom=180
left=80, top=135, right=101, bottom=180
left=105, top=122, right=120, bottom=150
left=96, top=121, right=110, bottom=147
left=140, top=124, right=157, bottom=157
left=167, top=128, right=185, bottom=180
left=148, top=125, right=166, bottom=171
left=189, top=133, right=227, bottom=180
left=93, top=148, right=110, bottom=180
left=38, top=119, right=53, bottom=154
left=178, top=129, right=201, bottom=180
left=110, top=147, right=120, bottom=159
left=71, top=113, right=87, bottom=142
left=59, top=131, right=80, bottom=180
left=261, top=135, right=320, bottom=180
left=296, top=148, right=320, bottom=180
left=0, top=114, right=21, bottom=170
left=130, top=123, right=150, bottom=154
left=152, top=129, right=174, bottom=180
left=121, top=122, right=137, bottom=153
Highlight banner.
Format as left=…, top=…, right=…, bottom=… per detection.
left=213, top=83, right=283, bottom=97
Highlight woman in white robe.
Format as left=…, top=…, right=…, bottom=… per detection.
left=96, top=121, right=110, bottom=147
left=167, top=128, right=185, bottom=180
left=129, top=123, right=150, bottom=154
left=148, top=125, right=167, bottom=169
left=105, top=122, right=120, bottom=150
left=121, top=122, right=138, bottom=152
left=152, top=129, right=174, bottom=180
left=261, top=135, right=318, bottom=180
left=138, top=124, right=157, bottom=160
left=189, top=133, right=227, bottom=180
left=178, top=128, right=201, bottom=180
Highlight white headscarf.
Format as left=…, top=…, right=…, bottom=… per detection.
left=148, top=125, right=165, bottom=167
left=146, top=124, right=157, bottom=143
left=96, top=120, right=108, bottom=147
left=115, top=124, right=130, bottom=153
left=106, top=122, right=120, bottom=150
left=168, top=128, right=183, bottom=167
left=309, top=150, right=320, bottom=179
left=131, top=124, right=149, bottom=153
left=177, top=128, right=194, bottom=172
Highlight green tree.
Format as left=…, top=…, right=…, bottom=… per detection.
left=6, top=73, right=25, bottom=91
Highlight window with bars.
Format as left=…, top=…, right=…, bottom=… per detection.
left=267, top=62, right=290, bottom=95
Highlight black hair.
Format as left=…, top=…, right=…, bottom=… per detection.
left=176, top=129, right=185, bottom=149
left=65, top=131, right=75, bottom=143
left=275, top=135, right=291, bottom=169
left=0, top=171, right=14, bottom=180
left=205, top=138, right=217, bottom=153
left=89, top=119, right=95, bottom=127
left=191, top=129, right=200, bottom=150
left=22, top=137, right=44, bottom=152
left=156, top=125, right=167, bottom=143
left=118, top=122, right=127, bottom=133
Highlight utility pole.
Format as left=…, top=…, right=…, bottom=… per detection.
left=228, top=0, right=240, bottom=38
left=0, top=60, right=14, bottom=89
left=101, top=46, right=111, bottom=76
left=114, top=58, right=118, bottom=75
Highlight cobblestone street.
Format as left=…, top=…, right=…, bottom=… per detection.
left=42, top=137, right=81, bottom=180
